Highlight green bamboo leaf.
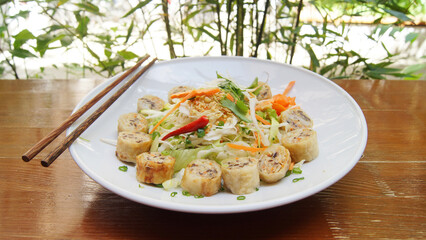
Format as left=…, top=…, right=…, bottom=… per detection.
left=118, top=50, right=138, bottom=60
left=122, top=0, right=152, bottom=18
left=104, top=49, right=112, bottom=58
left=320, top=63, right=337, bottom=75
left=74, top=12, right=90, bottom=38
left=13, top=29, right=36, bottom=49
left=0, top=0, right=10, bottom=6
left=74, top=2, right=104, bottom=16
left=382, top=8, right=412, bottom=22
left=183, top=9, right=202, bottom=25
left=125, top=21, right=134, bottom=44
left=11, top=48, right=37, bottom=58
left=305, top=44, right=319, bottom=71
left=365, top=71, right=386, bottom=80
left=60, top=35, right=73, bottom=47
left=196, top=27, right=219, bottom=41
left=87, top=47, right=100, bottom=60
left=405, top=32, right=418, bottom=44
left=402, top=63, right=426, bottom=75
left=10, top=10, right=30, bottom=19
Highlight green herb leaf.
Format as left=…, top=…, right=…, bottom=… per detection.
left=122, top=0, right=152, bottom=18
left=218, top=79, right=245, bottom=101
left=220, top=99, right=251, bottom=122
left=151, top=131, right=160, bottom=140
left=248, top=77, right=259, bottom=89
left=235, top=99, right=249, bottom=114
left=197, top=128, right=206, bottom=138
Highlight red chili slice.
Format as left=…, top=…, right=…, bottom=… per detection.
left=161, top=116, right=209, bottom=140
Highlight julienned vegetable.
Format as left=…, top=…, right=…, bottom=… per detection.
left=162, top=116, right=209, bottom=140
left=115, top=76, right=319, bottom=197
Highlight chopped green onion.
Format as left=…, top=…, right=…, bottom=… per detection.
left=170, top=192, right=177, bottom=197
left=237, top=196, right=246, bottom=200
left=138, top=184, right=144, bottom=189
left=154, top=184, right=163, bottom=188
left=182, top=190, right=191, bottom=196
left=292, top=167, right=302, bottom=174
left=293, top=177, right=305, bottom=183
left=118, top=166, right=128, bottom=172
left=161, top=149, right=171, bottom=156
left=218, top=120, right=225, bottom=126
left=194, top=195, right=204, bottom=199
left=256, top=187, right=259, bottom=191
left=196, top=128, right=206, bottom=138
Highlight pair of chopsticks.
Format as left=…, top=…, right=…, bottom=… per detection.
left=22, top=55, right=157, bottom=167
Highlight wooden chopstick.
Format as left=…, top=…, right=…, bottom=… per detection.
left=40, top=57, right=157, bottom=167
left=22, top=55, right=150, bottom=162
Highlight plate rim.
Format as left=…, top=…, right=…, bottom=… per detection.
left=68, top=56, right=368, bottom=214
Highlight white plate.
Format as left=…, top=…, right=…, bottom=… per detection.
left=68, top=56, right=367, bottom=214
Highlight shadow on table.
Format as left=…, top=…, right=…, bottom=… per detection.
left=80, top=189, right=332, bottom=239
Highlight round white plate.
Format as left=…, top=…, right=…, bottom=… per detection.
left=68, top=56, right=367, bottom=214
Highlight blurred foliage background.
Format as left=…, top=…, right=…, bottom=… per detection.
left=0, top=0, right=425, bottom=80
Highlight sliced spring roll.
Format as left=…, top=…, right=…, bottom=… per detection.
left=181, top=159, right=222, bottom=197
left=116, top=131, right=152, bottom=163
left=279, top=108, right=313, bottom=132
left=136, top=152, right=175, bottom=184
left=258, top=145, right=291, bottom=183
left=137, top=95, right=165, bottom=112
left=281, top=128, right=319, bottom=162
left=117, top=112, right=148, bottom=133
left=221, top=157, right=260, bottom=195
left=256, top=82, right=272, bottom=100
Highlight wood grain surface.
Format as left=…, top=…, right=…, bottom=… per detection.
left=0, top=79, right=424, bottom=239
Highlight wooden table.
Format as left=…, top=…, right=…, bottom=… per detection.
left=0, top=79, right=424, bottom=239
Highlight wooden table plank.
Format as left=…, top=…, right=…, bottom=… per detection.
left=0, top=79, right=425, bottom=239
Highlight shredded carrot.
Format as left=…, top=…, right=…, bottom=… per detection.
left=289, top=162, right=295, bottom=171
left=227, top=143, right=266, bottom=152
left=283, top=81, right=295, bottom=95
left=255, top=114, right=271, bottom=125
left=253, top=131, right=265, bottom=148
left=272, top=102, right=287, bottom=113
left=226, top=93, right=235, bottom=102
left=149, top=91, right=195, bottom=134
left=170, top=88, right=220, bottom=99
